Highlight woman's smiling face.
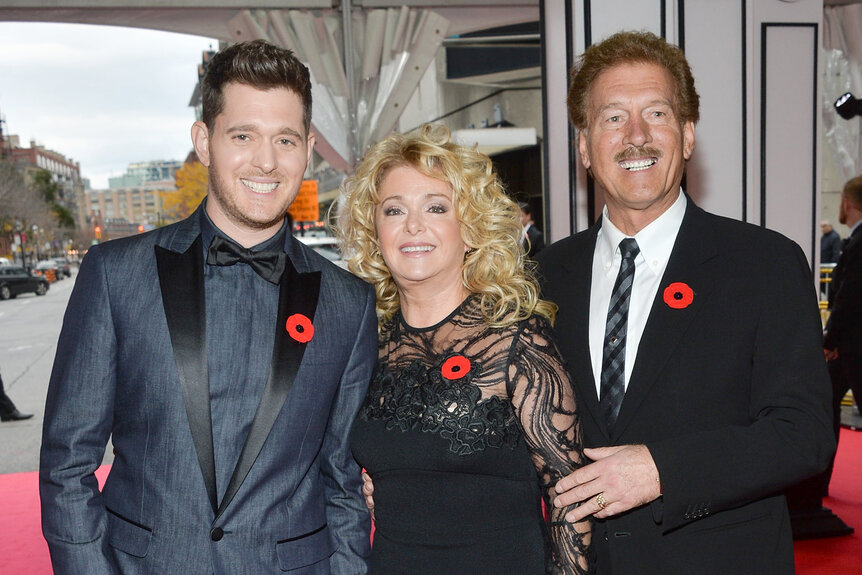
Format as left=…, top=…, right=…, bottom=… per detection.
left=374, top=165, right=467, bottom=293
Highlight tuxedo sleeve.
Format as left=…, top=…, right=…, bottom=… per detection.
left=39, top=246, right=119, bottom=574
left=647, top=239, right=835, bottom=533
left=320, top=283, right=376, bottom=574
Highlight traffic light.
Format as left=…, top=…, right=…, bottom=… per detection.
left=94, top=226, right=102, bottom=239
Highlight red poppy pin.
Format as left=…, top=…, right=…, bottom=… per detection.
left=441, top=355, right=471, bottom=380
left=286, top=313, right=314, bottom=343
left=663, top=282, right=694, bottom=309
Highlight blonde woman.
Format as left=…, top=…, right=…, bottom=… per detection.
left=337, top=124, right=592, bottom=574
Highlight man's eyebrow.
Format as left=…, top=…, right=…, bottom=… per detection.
left=597, top=98, right=672, bottom=112
left=225, top=124, right=257, bottom=133
left=225, top=124, right=303, bottom=138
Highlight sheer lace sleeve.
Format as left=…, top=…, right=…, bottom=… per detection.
left=509, top=316, right=593, bottom=574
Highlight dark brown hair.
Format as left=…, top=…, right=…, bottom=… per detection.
left=567, top=30, right=700, bottom=130
left=201, top=40, right=312, bottom=134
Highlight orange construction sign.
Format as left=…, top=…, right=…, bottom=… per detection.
left=289, top=180, right=320, bottom=222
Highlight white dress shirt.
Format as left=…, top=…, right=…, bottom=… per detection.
left=589, top=192, right=686, bottom=395
left=521, top=222, right=532, bottom=244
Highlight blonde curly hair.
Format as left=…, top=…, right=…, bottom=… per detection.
left=335, top=123, right=556, bottom=327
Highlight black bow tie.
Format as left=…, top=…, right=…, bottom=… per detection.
left=206, top=235, right=286, bottom=284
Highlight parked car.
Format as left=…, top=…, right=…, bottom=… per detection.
left=0, top=257, right=10, bottom=266
left=298, top=236, right=346, bottom=269
left=0, top=266, right=49, bottom=300
left=34, top=259, right=61, bottom=281
left=53, top=257, right=72, bottom=278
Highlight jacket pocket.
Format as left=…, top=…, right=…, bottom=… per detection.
left=106, top=507, right=152, bottom=558
left=276, top=523, right=334, bottom=572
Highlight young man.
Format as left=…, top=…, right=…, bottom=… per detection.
left=519, top=202, right=545, bottom=257
left=40, top=41, right=376, bottom=575
left=542, top=31, right=834, bottom=574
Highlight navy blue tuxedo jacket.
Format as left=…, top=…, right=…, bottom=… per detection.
left=537, top=198, right=834, bottom=575
left=40, top=205, right=377, bottom=574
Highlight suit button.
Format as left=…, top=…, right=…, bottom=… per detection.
left=210, top=527, right=224, bottom=541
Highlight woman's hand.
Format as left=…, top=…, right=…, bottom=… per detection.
left=362, top=471, right=376, bottom=522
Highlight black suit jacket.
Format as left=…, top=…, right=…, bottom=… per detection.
left=537, top=198, right=833, bottom=575
left=523, top=224, right=545, bottom=257
left=825, top=226, right=862, bottom=380
left=821, top=229, right=841, bottom=264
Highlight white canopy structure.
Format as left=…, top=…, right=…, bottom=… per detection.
left=228, top=6, right=449, bottom=171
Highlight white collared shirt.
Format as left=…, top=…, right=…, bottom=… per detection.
left=589, top=192, right=686, bottom=395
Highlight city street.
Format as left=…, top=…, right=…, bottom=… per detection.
left=0, top=269, right=113, bottom=474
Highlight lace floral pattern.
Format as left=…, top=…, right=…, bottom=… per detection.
left=361, top=358, right=521, bottom=456
left=360, top=295, right=593, bottom=574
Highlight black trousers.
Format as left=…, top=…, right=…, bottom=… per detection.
left=0, top=371, right=19, bottom=417
left=824, top=356, right=862, bottom=491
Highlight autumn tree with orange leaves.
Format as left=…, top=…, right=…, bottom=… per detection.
left=161, top=161, right=208, bottom=223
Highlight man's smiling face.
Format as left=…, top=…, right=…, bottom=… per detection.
left=193, top=82, right=313, bottom=243
left=579, top=62, right=695, bottom=234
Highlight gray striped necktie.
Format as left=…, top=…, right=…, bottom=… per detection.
left=600, top=238, right=640, bottom=432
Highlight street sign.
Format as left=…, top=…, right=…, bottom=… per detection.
left=288, top=180, right=319, bottom=222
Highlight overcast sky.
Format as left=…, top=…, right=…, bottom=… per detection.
left=0, top=22, right=216, bottom=189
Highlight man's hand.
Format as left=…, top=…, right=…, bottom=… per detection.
left=825, top=348, right=839, bottom=362
left=553, top=444, right=661, bottom=523
left=361, top=471, right=375, bottom=522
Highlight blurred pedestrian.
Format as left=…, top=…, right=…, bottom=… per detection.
left=821, top=220, right=841, bottom=265
left=0, top=368, right=33, bottom=422
left=824, top=176, right=862, bottom=445
left=520, top=202, right=545, bottom=257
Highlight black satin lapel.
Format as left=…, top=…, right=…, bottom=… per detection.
left=612, top=206, right=717, bottom=439
left=217, top=257, right=322, bottom=518
left=155, top=237, right=218, bottom=514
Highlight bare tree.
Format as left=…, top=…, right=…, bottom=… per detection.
left=0, top=160, right=56, bottom=262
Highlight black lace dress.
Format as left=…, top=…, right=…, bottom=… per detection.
left=352, top=296, right=592, bottom=574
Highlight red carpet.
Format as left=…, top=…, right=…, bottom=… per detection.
left=1, top=436, right=859, bottom=574
left=0, top=465, right=109, bottom=575
left=795, top=428, right=862, bottom=574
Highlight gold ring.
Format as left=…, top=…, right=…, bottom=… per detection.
left=595, top=493, right=607, bottom=510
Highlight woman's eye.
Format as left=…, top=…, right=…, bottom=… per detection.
left=428, top=204, right=447, bottom=214
left=383, top=206, right=403, bottom=216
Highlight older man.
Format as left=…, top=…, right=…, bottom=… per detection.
left=542, top=31, right=834, bottom=575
